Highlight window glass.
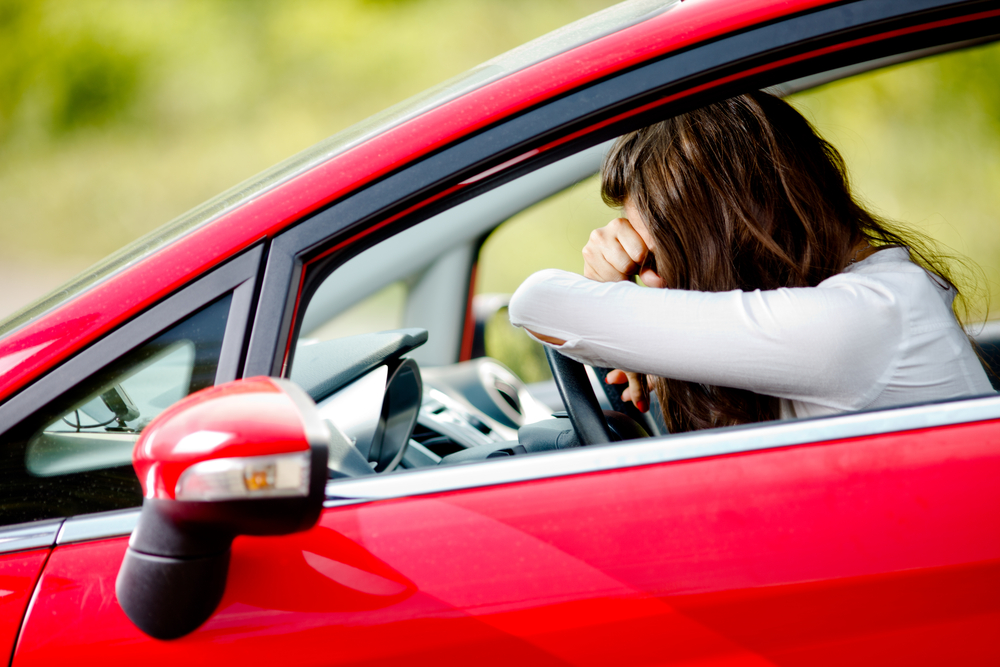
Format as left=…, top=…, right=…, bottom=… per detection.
left=26, top=341, right=195, bottom=477
left=476, top=174, right=612, bottom=383
left=301, top=281, right=406, bottom=342
left=0, top=294, right=231, bottom=527
left=788, top=41, right=1000, bottom=321
left=477, top=43, right=1000, bottom=387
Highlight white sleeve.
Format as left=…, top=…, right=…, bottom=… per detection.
left=507, top=268, right=904, bottom=411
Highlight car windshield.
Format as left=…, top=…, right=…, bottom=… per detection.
left=0, top=0, right=678, bottom=341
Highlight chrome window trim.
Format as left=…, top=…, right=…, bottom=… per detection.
left=0, top=519, right=63, bottom=554
left=8, top=394, right=997, bottom=549
left=55, top=508, right=140, bottom=546
left=325, top=393, right=1000, bottom=507
left=0, top=509, right=140, bottom=554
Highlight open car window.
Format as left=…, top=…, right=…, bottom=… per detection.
left=296, top=140, right=611, bottom=370
left=477, top=40, right=1000, bottom=394
left=290, top=38, right=1000, bottom=476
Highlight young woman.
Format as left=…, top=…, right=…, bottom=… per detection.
left=508, top=91, right=993, bottom=433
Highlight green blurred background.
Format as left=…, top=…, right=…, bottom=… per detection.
left=1, top=0, right=998, bottom=327
left=0, top=0, right=614, bottom=316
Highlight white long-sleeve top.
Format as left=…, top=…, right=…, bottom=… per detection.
left=508, top=247, right=994, bottom=419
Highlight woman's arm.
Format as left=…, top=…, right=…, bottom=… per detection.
left=509, top=268, right=904, bottom=412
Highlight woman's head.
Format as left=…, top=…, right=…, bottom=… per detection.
left=600, top=91, right=957, bottom=432
left=602, top=91, right=870, bottom=292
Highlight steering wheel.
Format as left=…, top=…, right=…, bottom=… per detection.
left=544, top=348, right=661, bottom=446
left=543, top=347, right=614, bottom=445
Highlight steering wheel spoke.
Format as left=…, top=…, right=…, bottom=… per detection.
left=544, top=348, right=613, bottom=445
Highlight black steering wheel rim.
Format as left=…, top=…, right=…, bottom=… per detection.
left=544, top=347, right=613, bottom=445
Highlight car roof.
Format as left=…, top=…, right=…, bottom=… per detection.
left=0, top=0, right=844, bottom=402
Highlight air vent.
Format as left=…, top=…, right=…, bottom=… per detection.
left=410, top=423, right=465, bottom=458
left=493, top=379, right=522, bottom=415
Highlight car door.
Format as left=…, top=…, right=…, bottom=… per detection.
left=11, top=399, right=1000, bottom=666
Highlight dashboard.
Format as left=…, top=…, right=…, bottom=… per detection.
left=291, top=328, right=559, bottom=475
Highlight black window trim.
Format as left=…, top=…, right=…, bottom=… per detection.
left=0, top=246, right=263, bottom=551
left=0, top=244, right=263, bottom=439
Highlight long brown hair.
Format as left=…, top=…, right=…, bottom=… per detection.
left=601, top=91, right=960, bottom=433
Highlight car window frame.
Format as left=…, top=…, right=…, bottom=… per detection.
left=0, top=245, right=262, bottom=438
left=0, top=246, right=262, bottom=550
left=246, top=0, right=1000, bottom=379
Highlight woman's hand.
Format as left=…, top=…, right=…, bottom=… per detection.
left=605, top=368, right=650, bottom=413
left=580, top=214, right=660, bottom=413
left=583, top=215, right=665, bottom=287
left=582, top=217, right=649, bottom=283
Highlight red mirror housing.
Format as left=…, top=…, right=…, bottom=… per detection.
left=133, top=376, right=327, bottom=502
left=116, top=377, right=329, bottom=640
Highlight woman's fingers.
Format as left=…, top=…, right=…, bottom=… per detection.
left=583, top=227, right=632, bottom=281
left=605, top=368, right=629, bottom=385
left=637, top=266, right=666, bottom=289
left=605, top=369, right=650, bottom=413
left=615, top=218, right=650, bottom=263
left=582, top=218, right=649, bottom=282
left=622, top=372, right=650, bottom=413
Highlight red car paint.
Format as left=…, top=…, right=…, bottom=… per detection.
left=14, top=420, right=1000, bottom=665
left=0, top=550, right=48, bottom=665
left=134, top=378, right=311, bottom=500
left=0, top=0, right=840, bottom=403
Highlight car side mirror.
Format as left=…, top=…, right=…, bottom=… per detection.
left=116, top=377, right=331, bottom=640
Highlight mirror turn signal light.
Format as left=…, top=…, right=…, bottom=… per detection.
left=175, top=452, right=311, bottom=500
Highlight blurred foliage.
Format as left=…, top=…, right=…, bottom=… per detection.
left=483, top=307, right=552, bottom=384
left=478, top=40, right=1000, bottom=324
left=2, top=0, right=998, bottom=338
left=0, top=0, right=612, bottom=261
left=0, top=0, right=144, bottom=138
left=790, top=41, right=1000, bottom=321
left=478, top=174, right=608, bottom=295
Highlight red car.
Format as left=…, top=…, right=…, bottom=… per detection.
left=2, top=0, right=1000, bottom=664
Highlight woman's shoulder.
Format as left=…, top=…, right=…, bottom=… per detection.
left=826, top=246, right=943, bottom=291
left=821, top=245, right=958, bottom=325
left=843, top=246, right=916, bottom=272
